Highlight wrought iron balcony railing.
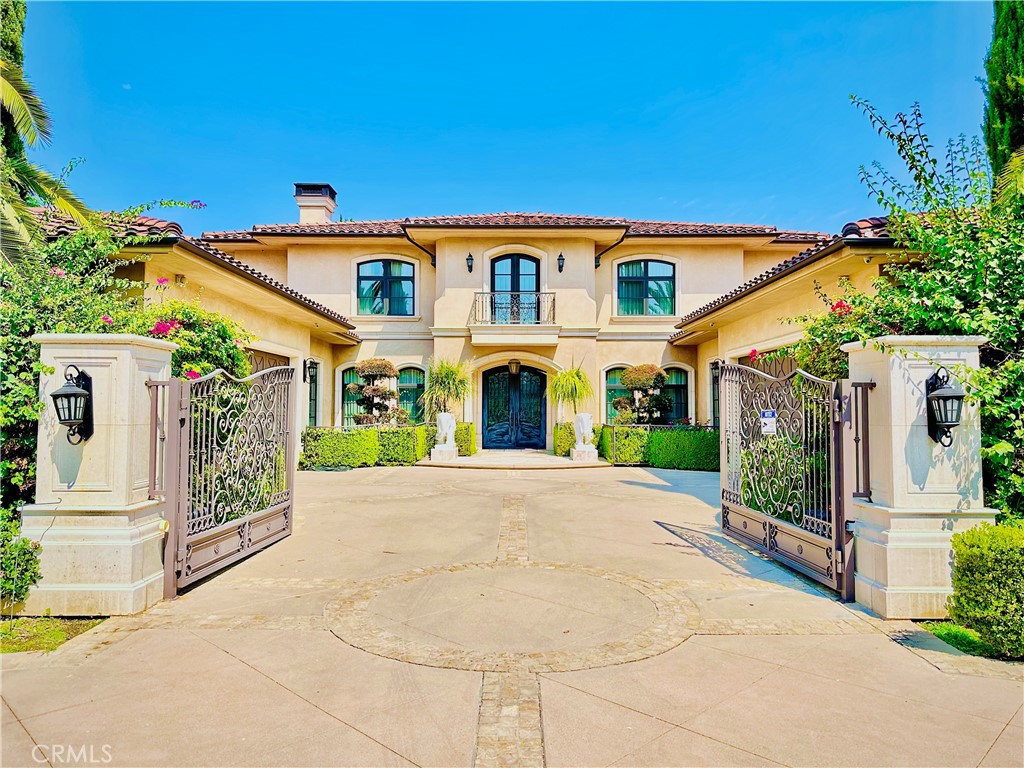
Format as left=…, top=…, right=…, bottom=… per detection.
left=473, top=292, right=556, bottom=325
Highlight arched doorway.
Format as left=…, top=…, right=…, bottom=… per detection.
left=491, top=253, right=540, bottom=324
left=482, top=364, right=546, bottom=449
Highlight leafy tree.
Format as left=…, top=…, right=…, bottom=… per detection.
left=349, top=358, right=403, bottom=425
left=782, top=100, right=1024, bottom=519
left=983, top=1, right=1024, bottom=177
left=419, top=358, right=470, bottom=419
left=614, top=364, right=673, bottom=425
left=0, top=0, right=26, bottom=162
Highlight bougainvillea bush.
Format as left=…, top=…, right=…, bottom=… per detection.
left=0, top=206, right=251, bottom=605
left=779, top=101, right=1024, bottom=520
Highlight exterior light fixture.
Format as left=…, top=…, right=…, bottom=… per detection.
left=557, top=252, right=565, bottom=273
left=50, top=365, right=93, bottom=444
left=302, top=358, right=317, bottom=383
left=466, top=253, right=474, bottom=273
left=508, top=359, right=521, bottom=375
left=925, top=366, right=966, bottom=447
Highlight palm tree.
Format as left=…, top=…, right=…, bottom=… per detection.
left=419, top=358, right=471, bottom=418
left=549, top=363, right=594, bottom=416
left=1, top=60, right=93, bottom=261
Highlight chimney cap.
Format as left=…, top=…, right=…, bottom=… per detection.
left=294, top=183, right=337, bottom=201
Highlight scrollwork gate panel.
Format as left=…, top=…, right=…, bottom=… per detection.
left=720, top=364, right=851, bottom=597
left=159, top=366, right=296, bottom=592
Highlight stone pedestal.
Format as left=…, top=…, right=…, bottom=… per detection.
left=431, top=446, right=458, bottom=462
left=571, top=447, right=598, bottom=462
left=842, top=336, right=996, bottom=619
left=19, top=334, right=176, bottom=616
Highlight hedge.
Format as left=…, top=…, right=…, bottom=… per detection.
left=300, top=422, right=477, bottom=469
left=553, top=422, right=604, bottom=457
left=948, top=523, right=1024, bottom=658
left=594, top=425, right=720, bottom=470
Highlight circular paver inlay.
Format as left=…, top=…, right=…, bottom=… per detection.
left=324, top=560, right=701, bottom=672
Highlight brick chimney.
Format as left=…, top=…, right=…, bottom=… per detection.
left=294, top=183, right=337, bottom=224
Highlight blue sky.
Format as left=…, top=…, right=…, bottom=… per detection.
left=26, top=1, right=992, bottom=236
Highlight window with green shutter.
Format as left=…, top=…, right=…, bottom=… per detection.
left=617, top=260, right=675, bottom=316
left=663, top=367, right=689, bottom=422
left=398, top=367, right=425, bottom=422
left=342, top=367, right=362, bottom=427
left=605, top=367, right=629, bottom=421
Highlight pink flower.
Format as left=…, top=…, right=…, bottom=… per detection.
left=184, top=370, right=201, bottom=380
left=49, top=267, right=66, bottom=277
left=150, top=319, right=181, bottom=337
left=749, top=349, right=760, bottom=362
left=831, top=299, right=852, bottom=316
left=101, top=315, right=113, bottom=325
left=189, top=199, right=207, bottom=209
left=156, top=277, right=170, bottom=286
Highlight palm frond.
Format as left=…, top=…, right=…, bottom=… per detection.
left=419, top=358, right=471, bottom=418
left=7, top=156, right=94, bottom=225
left=994, top=146, right=1024, bottom=207
left=549, top=365, right=594, bottom=414
left=0, top=60, right=52, bottom=147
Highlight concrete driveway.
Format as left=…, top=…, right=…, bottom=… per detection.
left=3, top=466, right=1021, bottom=767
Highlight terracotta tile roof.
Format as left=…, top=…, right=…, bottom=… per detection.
left=32, top=209, right=357, bottom=334
left=178, top=237, right=357, bottom=331
left=33, top=208, right=184, bottom=238
left=670, top=216, right=896, bottom=338
left=202, top=212, right=826, bottom=243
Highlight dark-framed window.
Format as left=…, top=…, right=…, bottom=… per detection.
left=357, top=259, right=414, bottom=316
left=663, top=367, right=689, bottom=422
left=398, top=367, right=425, bottom=422
left=605, top=367, right=629, bottom=421
left=342, top=367, right=362, bottom=427
left=617, top=260, right=675, bottom=316
left=307, top=361, right=320, bottom=426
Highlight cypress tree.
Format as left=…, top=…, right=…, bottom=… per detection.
left=1, top=0, right=27, bottom=162
left=983, top=1, right=1024, bottom=177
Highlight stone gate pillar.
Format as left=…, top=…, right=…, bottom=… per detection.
left=842, top=335, right=996, bottom=619
left=19, top=334, right=176, bottom=616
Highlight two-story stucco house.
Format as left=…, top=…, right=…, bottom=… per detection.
left=197, top=183, right=839, bottom=451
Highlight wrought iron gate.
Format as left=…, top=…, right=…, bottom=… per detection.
left=149, top=366, right=295, bottom=595
left=719, top=364, right=852, bottom=598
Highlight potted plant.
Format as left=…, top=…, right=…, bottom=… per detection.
left=419, top=358, right=471, bottom=419
left=549, top=363, right=594, bottom=418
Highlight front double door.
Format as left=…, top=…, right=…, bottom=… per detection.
left=483, top=365, right=546, bottom=449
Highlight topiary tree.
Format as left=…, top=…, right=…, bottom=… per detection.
left=615, top=364, right=672, bottom=425
left=349, top=358, right=401, bottom=425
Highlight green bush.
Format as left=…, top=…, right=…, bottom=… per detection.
left=608, top=427, right=649, bottom=465
left=300, top=428, right=380, bottom=469
left=648, top=429, right=720, bottom=471
left=456, top=423, right=477, bottom=456
left=598, top=426, right=613, bottom=460
left=378, top=427, right=419, bottom=466
left=948, top=523, right=1024, bottom=658
left=554, top=422, right=603, bottom=457
left=1, top=508, right=41, bottom=608
left=414, top=425, right=429, bottom=461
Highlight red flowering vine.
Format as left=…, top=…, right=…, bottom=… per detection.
left=831, top=299, right=853, bottom=316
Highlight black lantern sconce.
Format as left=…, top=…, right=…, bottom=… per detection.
left=302, top=358, right=317, bottom=383
left=508, top=359, right=521, bottom=375
left=925, top=366, right=966, bottom=447
left=50, top=365, right=93, bottom=445
left=466, top=253, right=474, bottom=273
left=557, top=252, right=565, bottom=273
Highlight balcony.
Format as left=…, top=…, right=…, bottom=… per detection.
left=470, top=292, right=559, bottom=346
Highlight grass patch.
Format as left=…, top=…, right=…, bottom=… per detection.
left=920, top=620, right=1012, bottom=660
left=0, top=617, right=103, bottom=653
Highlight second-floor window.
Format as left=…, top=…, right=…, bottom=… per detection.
left=617, top=260, right=675, bottom=316
left=358, top=259, right=414, bottom=316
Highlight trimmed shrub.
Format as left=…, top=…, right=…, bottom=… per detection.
left=598, top=426, right=613, bottom=459
left=648, top=429, right=720, bottom=471
left=378, top=427, right=419, bottom=466
left=414, top=425, right=430, bottom=461
left=554, top=422, right=604, bottom=457
left=300, top=428, right=380, bottom=469
left=456, top=422, right=477, bottom=456
left=609, top=426, right=648, bottom=465
left=948, top=523, right=1024, bottom=658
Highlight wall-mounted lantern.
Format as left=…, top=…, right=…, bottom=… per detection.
left=302, top=358, right=317, bottom=383
left=925, top=366, right=966, bottom=447
left=508, top=359, right=521, bottom=375
left=466, top=253, right=474, bottom=273
left=557, top=252, right=565, bottom=273
left=50, top=365, right=93, bottom=445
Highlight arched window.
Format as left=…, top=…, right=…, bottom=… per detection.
left=663, top=368, right=689, bottom=423
left=398, top=367, right=425, bottom=422
left=357, top=259, right=414, bottom=316
left=605, top=368, right=628, bottom=421
left=617, top=260, right=675, bottom=316
left=341, top=367, right=362, bottom=427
